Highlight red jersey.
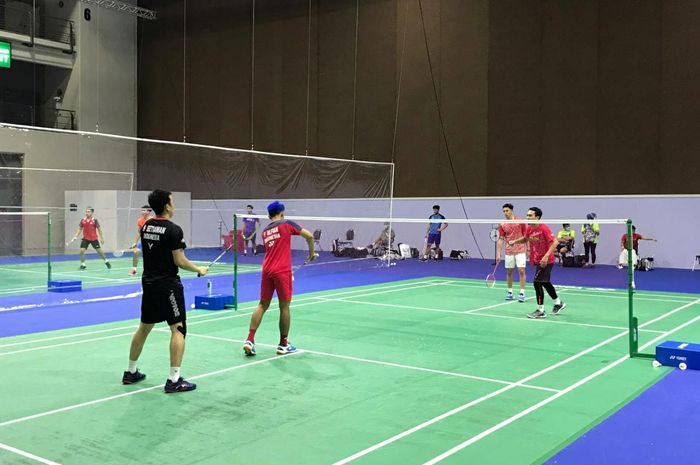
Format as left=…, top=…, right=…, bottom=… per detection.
left=261, top=219, right=302, bottom=274
left=137, top=216, right=149, bottom=231
left=525, top=224, right=555, bottom=266
left=620, top=233, right=642, bottom=250
left=499, top=218, right=527, bottom=255
left=80, top=217, right=100, bottom=241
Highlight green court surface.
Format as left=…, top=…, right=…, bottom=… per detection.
left=0, top=258, right=256, bottom=297
left=1, top=277, right=699, bottom=464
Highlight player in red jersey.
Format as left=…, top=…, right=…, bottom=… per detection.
left=67, top=207, right=111, bottom=270
left=509, top=207, right=566, bottom=319
left=243, top=201, right=316, bottom=356
left=497, top=203, right=528, bottom=302
left=129, top=205, right=153, bottom=276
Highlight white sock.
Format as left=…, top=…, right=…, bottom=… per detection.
left=555, top=298, right=561, bottom=305
left=128, top=360, right=137, bottom=373
left=169, top=367, right=181, bottom=383
left=519, top=290, right=525, bottom=296
left=537, top=305, right=544, bottom=311
left=507, top=288, right=513, bottom=294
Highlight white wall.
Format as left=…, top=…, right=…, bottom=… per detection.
left=0, top=126, right=137, bottom=253
left=65, top=190, right=192, bottom=253
left=190, top=195, right=700, bottom=269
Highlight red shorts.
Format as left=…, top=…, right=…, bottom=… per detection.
left=260, top=270, right=293, bottom=301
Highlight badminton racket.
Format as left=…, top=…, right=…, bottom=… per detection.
left=485, top=260, right=501, bottom=288
left=292, top=253, right=319, bottom=281
left=197, top=244, right=234, bottom=277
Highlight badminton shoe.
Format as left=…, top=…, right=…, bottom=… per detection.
left=552, top=302, right=567, bottom=315
left=276, top=344, right=298, bottom=355
left=505, top=292, right=514, bottom=301
left=243, top=340, right=256, bottom=356
left=164, top=377, right=196, bottom=393
left=527, top=309, right=546, bottom=319
left=518, top=293, right=526, bottom=303
left=105, top=261, right=111, bottom=269
left=122, top=369, right=146, bottom=385
left=79, top=263, right=86, bottom=270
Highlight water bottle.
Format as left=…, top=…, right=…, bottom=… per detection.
left=207, top=280, right=212, bottom=296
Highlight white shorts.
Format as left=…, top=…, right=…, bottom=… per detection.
left=505, top=253, right=527, bottom=269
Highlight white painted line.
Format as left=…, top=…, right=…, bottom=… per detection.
left=0, top=332, right=133, bottom=357
left=172, top=330, right=560, bottom=394
left=0, top=442, right=62, bottom=465
left=318, top=297, right=664, bottom=334
left=0, top=280, right=441, bottom=353
left=463, top=296, right=537, bottom=314
left=331, top=297, right=700, bottom=465
left=0, top=352, right=302, bottom=429
left=436, top=282, right=696, bottom=304
left=421, top=299, right=700, bottom=464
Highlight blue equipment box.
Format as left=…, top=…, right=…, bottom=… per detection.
left=655, top=341, right=700, bottom=370
left=47, top=279, right=82, bottom=293
left=194, top=294, right=234, bottom=310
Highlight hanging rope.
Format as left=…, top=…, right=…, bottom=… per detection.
left=304, top=0, right=312, bottom=156
left=182, top=0, right=187, bottom=142
left=350, top=0, right=359, bottom=159
left=417, top=0, right=484, bottom=259
left=391, top=0, right=409, bottom=163
left=250, top=0, right=256, bottom=149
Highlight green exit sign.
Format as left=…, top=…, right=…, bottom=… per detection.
left=0, top=42, right=10, bottom=69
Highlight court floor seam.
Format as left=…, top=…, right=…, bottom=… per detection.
left=0, top=351, right=302, bottom=429
left=420, top=298, right=700, bottom=464
left=159, top=329, right=561, bottom=394
left=0, top=280, right=447, bottom=352
left=317, top=297, right=667, bottom=334
left=330, top=297, right=700, bottom=464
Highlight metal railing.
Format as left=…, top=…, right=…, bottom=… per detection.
left=0, top=2, right=75, bottom=52
left=0, top=102, right=76, bottom=130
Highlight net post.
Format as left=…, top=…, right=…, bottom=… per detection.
left=47, top=212, right=52, bottom=284
left=626, top=219, right=637, bottom=358
left=233, top=213, right=238, bottom=311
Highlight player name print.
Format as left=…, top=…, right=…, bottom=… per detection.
left=263, top=226, right=280, bottom=248
left=143, top=224, right=166, bottom=241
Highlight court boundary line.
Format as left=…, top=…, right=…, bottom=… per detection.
left=0, top=280, right=448, bottom=352
left=432, top=280, right=698, bottom=304
left=161, top=330, right=560, bottom=394
left=330, top=297, right=700, bottom=465
left=421, top=298, right=700, bottom=464
left=0, top=352, right=302, bottom=429
left=316, top=297, right=666, bottom=334
left=0, top=441, right=62, bottom=465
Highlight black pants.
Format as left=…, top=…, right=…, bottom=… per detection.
left=584, top=242, right=597, bottom=264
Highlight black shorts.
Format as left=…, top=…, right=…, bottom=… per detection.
left=141, top=281, right=186, bottom=325
left=80, top=239, right=101, bottom=249
left=556, top=242, right=571, bottom=253
left=533, top=263, right=553, bottom=283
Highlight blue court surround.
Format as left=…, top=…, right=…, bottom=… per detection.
left=543, top=369, right=700, bottom=465
left=1, top=252, right=698, bottom=338
left=1, top=251, right=699, bottom=465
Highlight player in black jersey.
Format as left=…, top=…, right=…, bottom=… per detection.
left=121, top=189, right=208, bottom=393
